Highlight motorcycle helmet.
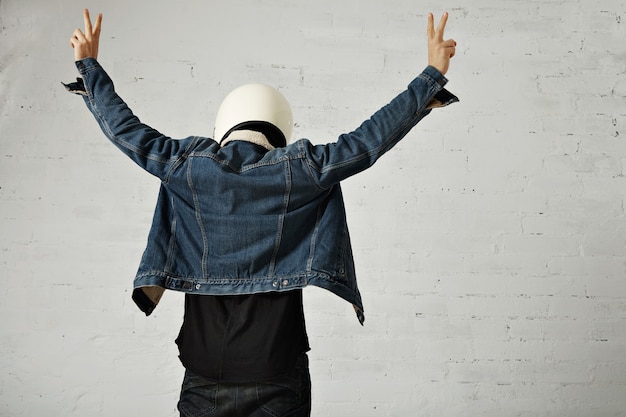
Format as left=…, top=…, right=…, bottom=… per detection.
left=214, top=83, right=293, bottom=148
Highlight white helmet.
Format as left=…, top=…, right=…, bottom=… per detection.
left=214, top=83, right=293, bottom=148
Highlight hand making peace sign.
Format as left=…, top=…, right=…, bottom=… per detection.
left=427, top=12, right=457, bottom=75
left=70, top=9, right=102, bottom=61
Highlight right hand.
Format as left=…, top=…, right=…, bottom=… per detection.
left=427, top=12, right=456, bottom=75
left=70, top=9, right=102, bottom=61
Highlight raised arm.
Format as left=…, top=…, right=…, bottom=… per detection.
left=302, top=12, right=459, bottom=188
left=66, top=9, right=202, bottom=180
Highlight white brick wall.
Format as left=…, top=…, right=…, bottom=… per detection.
left=1, top=0, right=625, bottom=416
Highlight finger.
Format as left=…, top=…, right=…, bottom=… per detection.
left=83, top=9, right=93, bottom=38
left=443, top=38, right=456, bottom=58
left=427, top=13, right=434, bottom=39
left=436, top=12, right=448, bottom=40
left=93, top=13, right=102, bottom=37
left=70, top=31, right=83, bottom=47
left=73, top=28, right=86, bottom=41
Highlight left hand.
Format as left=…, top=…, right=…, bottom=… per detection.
left=70, top=9, right=102, bottom=61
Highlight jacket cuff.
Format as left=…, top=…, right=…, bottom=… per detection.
left=428, top=88, right=459, bottom=109
left=420, top=65, right=459, bottom=109
left=422, top=65, right=450, bottom=87
left=62, top=58, right=101, bottom=95
left=75, top=57, right=100, bottom=75
left=62, top=77, right=87, bottom=96
left=61, top=58, right=102, bottom=95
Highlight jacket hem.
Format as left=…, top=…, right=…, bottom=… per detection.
left=132, top=271, right=365, bottom=323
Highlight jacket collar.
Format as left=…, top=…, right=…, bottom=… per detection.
left=220, top=130, right=274, bottom=151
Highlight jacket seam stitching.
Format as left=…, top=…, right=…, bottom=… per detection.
left=83, top=71, right=172, bottom=168
left=269, top=159, right=291, bottom=276
left=187, top=158, right=209, bottom=279
left=307, top=113, right=420, bottom=176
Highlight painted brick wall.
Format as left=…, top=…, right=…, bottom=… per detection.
left=1, top=0, right=625, bottom=416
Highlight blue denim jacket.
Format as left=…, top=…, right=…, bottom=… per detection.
left=67, top=58, right=457, bottom=324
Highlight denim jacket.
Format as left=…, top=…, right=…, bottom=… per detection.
left=66, top=58, right=457, bottom=324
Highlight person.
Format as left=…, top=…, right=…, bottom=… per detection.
left=67, top=8, right=458, bottom=417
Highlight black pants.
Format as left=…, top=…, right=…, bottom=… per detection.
left=178, top=353, right=311, bottom=417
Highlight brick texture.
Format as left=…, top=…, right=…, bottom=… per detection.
left=1, top=0, right=625, bottom=416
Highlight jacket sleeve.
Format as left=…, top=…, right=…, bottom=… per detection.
left=301, top=65, right=459, bottom=189
left=64, top=58, right=201, bottom=180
